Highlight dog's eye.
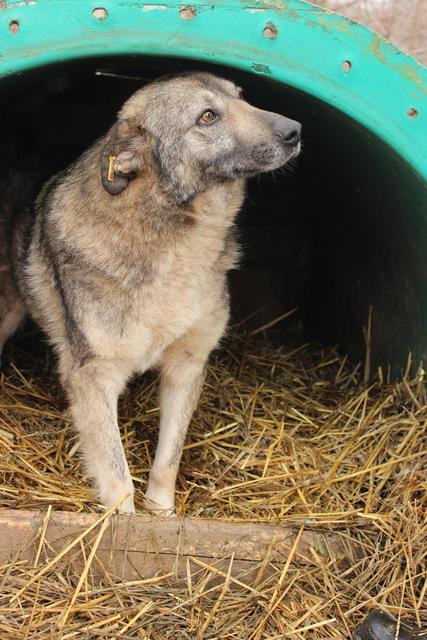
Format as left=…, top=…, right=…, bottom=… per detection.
left=198, top=110, right=219, bottom=125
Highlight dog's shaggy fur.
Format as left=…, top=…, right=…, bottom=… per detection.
left=0, top=72, right=301, bottom=513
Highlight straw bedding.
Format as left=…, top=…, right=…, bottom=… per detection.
left=0, top=320, right=426, bottom=639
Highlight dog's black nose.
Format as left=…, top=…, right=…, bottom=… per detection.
left=275, top=120, right=301, bottom=146
left=260, top=110, right=301, bottom=147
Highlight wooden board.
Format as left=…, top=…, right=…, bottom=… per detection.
left=0, top=509, right=362, bottom=583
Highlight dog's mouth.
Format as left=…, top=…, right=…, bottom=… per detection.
left=196, top=129, right=302, bottom=183
left=248, top=139, right=301, bottom=175
left=223, top=148, right=299, bottom=179
left=278, top=144, right=300, bottom=167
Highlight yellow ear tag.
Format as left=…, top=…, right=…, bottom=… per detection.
left=107, top=155, right=116, bottom=182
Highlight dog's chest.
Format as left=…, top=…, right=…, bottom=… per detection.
left=80, top=217, right=237, bottom=365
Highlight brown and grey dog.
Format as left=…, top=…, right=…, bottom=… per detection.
left=0, top=72, right=301, bottom=514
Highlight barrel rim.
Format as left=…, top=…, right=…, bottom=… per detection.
left=0, top=0, right=426, bottom=181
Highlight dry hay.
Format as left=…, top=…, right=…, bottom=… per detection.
left=0, top=320, right=426, bottom=639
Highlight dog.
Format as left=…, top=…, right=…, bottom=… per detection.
left=0, top=72, right=301, bottom=514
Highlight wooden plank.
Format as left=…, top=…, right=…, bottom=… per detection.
left=0, top=509, right=362, bottom=582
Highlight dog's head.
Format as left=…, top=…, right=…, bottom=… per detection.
left=101, top=72, right=301, bottom=204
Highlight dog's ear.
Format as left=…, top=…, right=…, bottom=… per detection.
left=100, top=121, right=145, bottom=196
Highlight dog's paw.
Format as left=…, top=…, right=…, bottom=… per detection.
left=117, top=495, right=136, bottom=514
left=100, top=483, right=135, bottom=514
left=143, top=495, right=176, bottom=518
left=144, top=481, right=176, bottom=517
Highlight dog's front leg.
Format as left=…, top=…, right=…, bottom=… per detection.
left=145, top=309, right=228, bottom=515
left=65, top=358, right=135, bottom=513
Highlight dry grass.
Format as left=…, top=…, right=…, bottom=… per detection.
left=0, top=322, right=426, bottom=638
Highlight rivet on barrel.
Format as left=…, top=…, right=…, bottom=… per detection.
left=407, top=107, right=419, bottom=118
left=180, top=7, right=196, bottom=20
left=92, top=8, right=108, bottom=20
left=9, top=20, right=20, bottom=35
left=263, top=23, right=277, bottom=39
left=342, top=60, right=352, bottom=72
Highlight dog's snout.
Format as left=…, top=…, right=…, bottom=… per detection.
left=275, top=120, right=301, bottom=146
left=260, top=110, right=301, bottom=147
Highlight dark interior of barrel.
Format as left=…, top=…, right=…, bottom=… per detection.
left=1, top=55, right=426, bottom=376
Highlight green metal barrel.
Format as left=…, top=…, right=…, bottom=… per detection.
left=0, top=0, right=426, bottom=375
